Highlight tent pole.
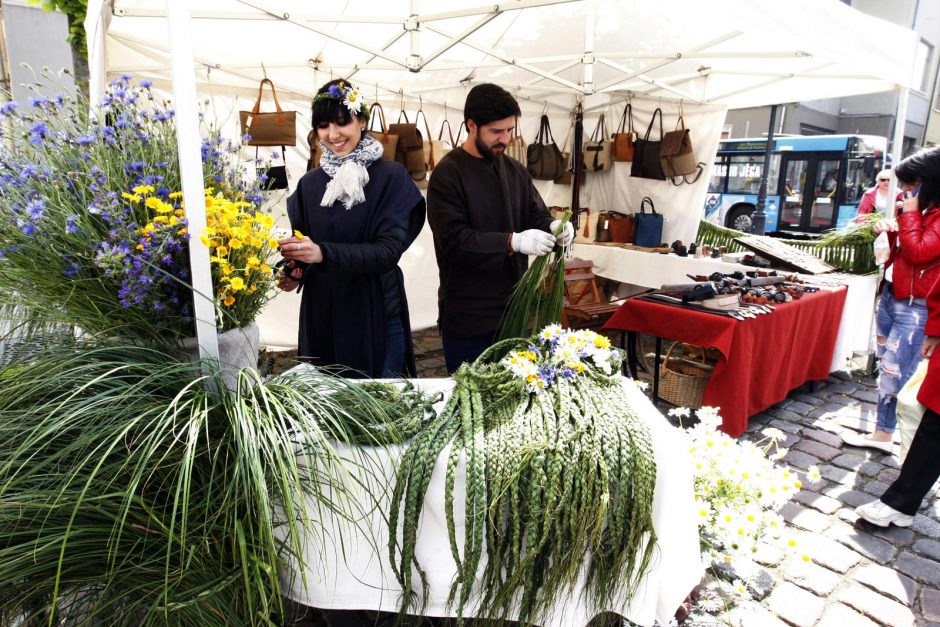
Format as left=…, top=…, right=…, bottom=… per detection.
left=752, top=104, right=778, bottom=236
left=166, top=0, right=220, bottom=369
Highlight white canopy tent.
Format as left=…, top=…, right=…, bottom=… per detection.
left=83, top=0, right=918, bottom=348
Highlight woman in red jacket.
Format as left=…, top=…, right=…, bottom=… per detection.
left=854, top=169, right=894, bottom=221
left=856, top=273, right=940, bottom=526
left=842, top=146, right=940, bottom=453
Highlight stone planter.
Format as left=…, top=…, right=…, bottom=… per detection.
left=178, top=323, right=260, bottom=391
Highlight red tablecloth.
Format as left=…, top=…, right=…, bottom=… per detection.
left=604, top=288, right=847, bottom=437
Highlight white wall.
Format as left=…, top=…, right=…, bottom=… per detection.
left=2, top=2, right=76, bottom=103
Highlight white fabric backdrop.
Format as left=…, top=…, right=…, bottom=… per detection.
left=277, top=377, right=703, bottom=627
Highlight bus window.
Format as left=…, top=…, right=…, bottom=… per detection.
left=708, top=160, right=726, bottom=193
left=811, top=159, right=841, bottom=227
left=726, top=155, right=765, bottom=194
left=843, top=158, right=870, bottom=204
left=766, top=154, right=781, bottom=195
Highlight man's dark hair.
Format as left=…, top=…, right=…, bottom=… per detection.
left=894, top=145, right=940, bottom=212
left=464, top=83, right=521, bottom=127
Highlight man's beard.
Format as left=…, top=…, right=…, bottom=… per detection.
left=475, top=135, right=506, bottom=161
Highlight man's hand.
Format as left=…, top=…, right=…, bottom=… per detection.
left=873, top=218, right=898, bottom=234
left=511, top=229, right=556, bottom=256
left=550, top=220, right=575, bottom=247
left=923, top=336, right=940, bottom=359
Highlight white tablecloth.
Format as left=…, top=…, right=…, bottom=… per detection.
left=571, top=243, right=878, bottom=372
left=278, top=378, right=703, bottom=627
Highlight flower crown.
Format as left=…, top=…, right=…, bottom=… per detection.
left=313, top=81, right=370, bottom=121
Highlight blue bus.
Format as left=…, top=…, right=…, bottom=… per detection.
left=703, top=134, right=887, bottom=234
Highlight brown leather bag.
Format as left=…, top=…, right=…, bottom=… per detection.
left=660, top=113, right=698, bottom=178
left=388, top=110, right=427, bottom=181
left=607, top=211, right=635, bottom=243
left=239, top=78, right=297, bottom=147
left=367, top=103, right=398, bottom=160
left=612, top=103, right=635, bottom=162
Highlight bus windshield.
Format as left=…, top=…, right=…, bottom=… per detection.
left=703, top=134, right=886, bottom=234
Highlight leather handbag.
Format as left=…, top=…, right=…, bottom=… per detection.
left=389, top=110, right=427, bottom=182
left=594, top=211, right=611, bottom=242
left=367, top=102, right=398, bottom=161
left=633, top=196, right=664, bottom=248
left=606, top=211, right=635, bottom=243
left=631, top=108, right=666, bottom=181
left=526, top=114, right=565, bottom=180
left=612, top=103, right=635, bottom=162
left=239, top=79, right=297, bottom=147
left=660, top=112, right=699, bottom=179
left=258, top=147, right=289, bottom=190
left=582, top=113, right=613, bottom=173
left=506, top=122, right=527, bottom=166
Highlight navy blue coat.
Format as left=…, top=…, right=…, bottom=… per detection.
left=287, top=159, right=425, bottom=378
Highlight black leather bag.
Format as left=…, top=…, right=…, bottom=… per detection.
left=526, top=114, right=565, bottom=180
left=257, top=146, right=289, bottom=191
left=631, top=108, right=666, bottom=181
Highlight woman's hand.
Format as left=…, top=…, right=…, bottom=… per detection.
left=923, top=336, right=940, bottom=359
left=278, top=235, right=323, bottom=264
left=901, top=190, right=920, bottom=214
left=873, top=218, right=898, bottom=234
left=276, top=260, right=304, bottom=292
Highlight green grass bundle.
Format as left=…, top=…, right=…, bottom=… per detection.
left=0, top=337, right=417, bottom=626
left=497, top=210, right=572, bottom=342
left=389, top=326, right=657, bottom=625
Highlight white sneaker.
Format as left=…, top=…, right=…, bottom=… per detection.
left=856, top=500, right=913, bottom=527
left=841, top=430, right=894, bottom=454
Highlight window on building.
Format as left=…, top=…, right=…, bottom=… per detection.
left=914, top=39, right=934, bottom=94
left=799, top=123, right=834, bottom=136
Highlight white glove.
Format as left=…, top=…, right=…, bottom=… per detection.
left=551, top=219, right=575, bottom=247
left=511, top=229, right=556, bottom=256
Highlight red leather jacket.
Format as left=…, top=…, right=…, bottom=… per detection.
left=888, top=205, right=940, bottom=301
left=918, top=273, right=940, bottom=414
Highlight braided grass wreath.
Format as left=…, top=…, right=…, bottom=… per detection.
left=389, top=326, right=657, bottom=625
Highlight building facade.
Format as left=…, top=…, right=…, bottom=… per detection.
left=724, top=0, right=940, bottom=158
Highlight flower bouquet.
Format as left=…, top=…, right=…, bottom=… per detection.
left=0, top=73, right=277, bottom=344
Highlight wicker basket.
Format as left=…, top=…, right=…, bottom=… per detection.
left=658, top=341, right=714, bottom=409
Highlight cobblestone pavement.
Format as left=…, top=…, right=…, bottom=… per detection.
left=411, top=328, right=940, bottom=627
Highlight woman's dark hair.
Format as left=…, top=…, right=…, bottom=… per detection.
left=463, top=83, right=521, bottom=127
left=894, top=145, right=940, bottom=212
left=311, top=79, right=367, bottom=129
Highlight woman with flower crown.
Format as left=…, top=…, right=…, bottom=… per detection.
left=277, top=79, right=425, bottom=378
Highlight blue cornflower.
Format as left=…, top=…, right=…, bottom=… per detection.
left=241, top=133, right=252, bottom=143
left=18, top=219, right=36, bottom=236
left=328, top=84, right=343, bottom=98
left=124, top=161, right=146, bottom=174
left=154, top=110, right=174, bottom=122
left=75, top=134, right=96, bottom=146
left=271, top=151, right=281, bottom=160
left=21, top=164, right=39, bottom=178
left=0, top=101, right=17, bottom=115
left=26, top=198, right=45, bottom=220
left=118, top=74, right=132, bottom=82
left=64, top=263, right=79, bottom=277
left=28, top=96, right=49, bottom=108
left=66, top=215, right=79, bottom=234
left=28, top=122, right=47, bottom=145
left=140, top=79, right=153, bottom=88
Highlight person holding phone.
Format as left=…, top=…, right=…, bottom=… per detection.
left=856, top=273, right=940, bottom=527
left=842, top=146, right=940, bottom=453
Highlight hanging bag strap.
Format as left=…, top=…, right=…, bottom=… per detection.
left=640, top=196, right=656, bottom=214
left=617, top=103, right=634, bottom=135
left=415, top=107, right=435, bottom=169
left=252, top=78, right=284, bottom=114
left=643, top=107, right=663, bottom=141
left=536, top=114, right=556, bottom=145
left=455, top=121, right=467, bottom=145
left=369, top=102, right=388, bottom=133
left=439, top=119, right=455, bottom=146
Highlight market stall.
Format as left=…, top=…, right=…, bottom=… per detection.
left=605, top=285, right=847, bottom=437
left=83, top=0, right=918, bottom=346
left=573, top=242, right=878, bottom=372
left=278, top=377, right=703, bottom=627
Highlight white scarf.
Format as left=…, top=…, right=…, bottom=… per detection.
left=319, top=133, right=384, bottom=210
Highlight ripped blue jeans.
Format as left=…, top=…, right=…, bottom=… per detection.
left=874, top=284, right=928, bottom=432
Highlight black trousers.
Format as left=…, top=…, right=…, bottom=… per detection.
left=881, top=407, right=940, bottom=515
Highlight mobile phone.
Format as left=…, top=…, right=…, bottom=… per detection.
left=913, top=182, right=921, bottom=196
